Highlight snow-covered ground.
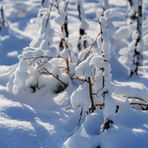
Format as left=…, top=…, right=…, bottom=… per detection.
left=0, top=0, right=148, bottom=148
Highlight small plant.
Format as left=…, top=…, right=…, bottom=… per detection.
left=7, top=4, right=73, bottom=95
left=70, top=10, right=116, bottom=115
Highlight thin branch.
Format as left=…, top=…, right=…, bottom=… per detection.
left=24, top=56, right=51, bottom=65
left=78, top=107, right=84, bottom=127
left=72, top=76, right=89, bottom=83
left=127, top=96, right=147, bottom=103
left=130, top=102, right=148, bottom=110
left=42, top=68, right=67, bottom=87
left=88, top=77, right=96, bottom=113
left=130, top=0, right=143, bottom=76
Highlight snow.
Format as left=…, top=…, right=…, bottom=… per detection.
left=7, top=50, right=18, bottom=57
left=80, top=20, right=89, bottom=30
left=115, top=26, right=131, bottom=40
left=63, top=101, right=148, bottom=148
left=0, top=0, right=148, bottom=147
left=83, top=110, right=104, bottom=135
left=75, top=55, right=93, bottom=78
left=70, top=83, right=90, bottom=111
left=55, top=13, right=66, bottom=26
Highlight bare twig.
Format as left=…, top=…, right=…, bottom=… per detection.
left=24, top=56, right=51, bottom=65
left=78, top=107, right=84, bottom=127
left=42, top=68, right=67, bottom=87
left=73, top=76, right=88, bottom=83
left=88, top=77, right=96, bottom=113
left=130, top=102, right=148, bottom=110
left=127, top=96, right=147, bottom=103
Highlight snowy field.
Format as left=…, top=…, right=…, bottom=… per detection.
left=0, top=0, right=148, bottom=148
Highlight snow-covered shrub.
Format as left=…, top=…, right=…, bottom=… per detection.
left=6, top=5, right=69, bottom=94
left=7, top=0, right=83, bottom=95
left=70, top=10, right=117, bottom=129
left=53, top=1, right=79, bottom=79
left=119, top=0, right=144, bottom=77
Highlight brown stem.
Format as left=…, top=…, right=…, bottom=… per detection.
left=127, top=96, right=147, bottom=103
left=65, top=59, right=70, bottom=73
left=24, top=56, right=51, bottom=65
left=43, top=68, right=67, bottom=87
left=78, top=107, right=84, bottom=127
left=65, top=41, right=72, bottom=63
left=130, top=0, right=143, bottom=77
left=0, top=6, right=5, bottom=27
left=73, top=76, right=88, bottom=83
left=88, top=77, right=96, bottom=113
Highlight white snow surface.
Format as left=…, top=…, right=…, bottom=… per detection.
left=0, top=0, right=148, bottom=148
